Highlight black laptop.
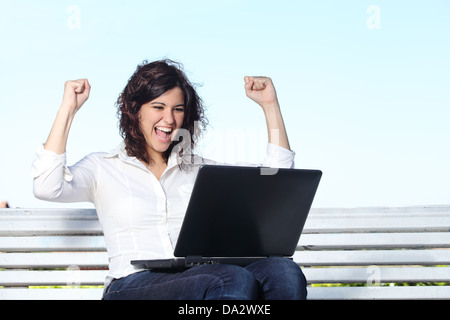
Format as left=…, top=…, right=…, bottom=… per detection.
left=131, top=165, right=322, bottom=270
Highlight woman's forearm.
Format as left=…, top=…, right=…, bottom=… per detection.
left=44, top=105, right=76, bottom=154
left=262, top=102, right=290, bottom=150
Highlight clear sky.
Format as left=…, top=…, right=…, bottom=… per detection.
left=1, top=0, right=449, bottom=209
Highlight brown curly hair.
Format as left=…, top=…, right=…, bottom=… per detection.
left=116, top=59, right=207, bottom=165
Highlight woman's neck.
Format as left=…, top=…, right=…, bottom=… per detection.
left=145, top=148, right=168, bottom=180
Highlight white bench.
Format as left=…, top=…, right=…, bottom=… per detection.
left=1, top=206, right=449, bottom=300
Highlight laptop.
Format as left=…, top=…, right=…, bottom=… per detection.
left=131, top=165, right=322, bottom=270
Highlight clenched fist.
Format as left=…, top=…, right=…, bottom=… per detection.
left=61, top=79, right=91, bottom=113
left=244, top=76, right=279, bottom=110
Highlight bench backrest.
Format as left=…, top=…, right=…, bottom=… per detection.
left=1, top=206, right=450, bottom=299
left=299, top=205, right=450, bottom=299
left=0, top=208, right=106, bottom=299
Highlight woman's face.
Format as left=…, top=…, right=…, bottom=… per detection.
left=138, top=87, right=185, bottom=158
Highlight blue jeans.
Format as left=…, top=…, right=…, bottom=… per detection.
left=103, top=258, right=307, bottom=300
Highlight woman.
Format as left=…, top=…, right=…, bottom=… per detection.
left=32, top=59, right=307, bottom=300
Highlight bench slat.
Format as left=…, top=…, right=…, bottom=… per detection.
left=309, top=211, right=450, bottom=219
left=0, top=221, right=103, bottom=236
left=2, top=286, right=450, bottom=300
left=307, top=285, right=450, bottom=300
left=303, top=266, right=450, bottom=283
left=297, top=232, right=450, bottom=250
left=0, top=252, right=109, bottom=269
left=310, top=205, right=450, bottom=215
left=0, top=288, right=104, bottom=300
left=0, top=270, right=108, bottom=286
left=2, top=233, right=448, bottom=252
left=2, top=267, right=448, bottom=287
left=0, top=208, right=97, bottom=218
left=0, top=236, right=106, bottom=252
left=303, top=216, right=450, bottom=233
left=2, top=217, right=449, bottom=236
left=294, top=249, right=450, bottom=266
left=3, top=205, right=449, bottom=218
left=2, top=250, right=449, bottom=269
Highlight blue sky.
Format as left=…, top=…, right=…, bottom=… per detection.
left=1, top=0, right=449, bottom=208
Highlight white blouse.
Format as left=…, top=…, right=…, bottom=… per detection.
left=31, top=142, right=295, bottom=280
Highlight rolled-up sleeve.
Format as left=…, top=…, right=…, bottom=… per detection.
left=261, top=143, right=295, bottom=169
left=31, top=145, right=95, bottom=203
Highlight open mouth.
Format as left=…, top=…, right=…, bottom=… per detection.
left=154, top=126, right=173, bottom=142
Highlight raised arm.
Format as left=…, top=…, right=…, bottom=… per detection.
left=33, top=79, right=94, bottom=203
left=244, top=76, right=290, bottom=150
left=44, top=79, right=91, bottom=154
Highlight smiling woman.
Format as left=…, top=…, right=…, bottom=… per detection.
left=32, top=57, right=303, bottom=300
left=116, top=60, right=207, bottom=168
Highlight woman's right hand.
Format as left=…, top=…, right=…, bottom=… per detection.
left=61, top=79, right=91, bottom=113
left=43, top=79, right=91, bottom=154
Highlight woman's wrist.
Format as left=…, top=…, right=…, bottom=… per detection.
left=58, top=102, right=79, bottom=119
left=260, top=101, right=281, bottom=114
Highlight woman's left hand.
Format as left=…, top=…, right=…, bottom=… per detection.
left=244, top=76, right=279, bottom=109
left=244, top=76, right=290, bottom=150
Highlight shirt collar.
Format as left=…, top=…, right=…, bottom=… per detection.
left=102, top=141, right=128, bottom=160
